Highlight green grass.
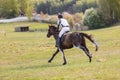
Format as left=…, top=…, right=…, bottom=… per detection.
left=0, top=22, right=120, bottom=80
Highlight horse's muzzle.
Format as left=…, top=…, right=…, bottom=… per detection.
left=47, top=34, right=50, bottom=38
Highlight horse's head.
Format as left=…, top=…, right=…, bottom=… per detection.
left=47, top=24, right=58, bottom=38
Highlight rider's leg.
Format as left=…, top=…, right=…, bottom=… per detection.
left=56, top=29, right=64, bottom=47
left=56, top=37, right=61, bottom=47
left=56, top=27, right=70, bottom=47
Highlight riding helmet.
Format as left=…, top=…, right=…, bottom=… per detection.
left=58, top=13, right=63, bottom=18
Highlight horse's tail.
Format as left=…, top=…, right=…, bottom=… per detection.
left=80, top=33, right=98, bottom=51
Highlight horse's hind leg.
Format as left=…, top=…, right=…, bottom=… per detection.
left=81, top=46, right=92, bottom=62
left=48, top=49, right=59, bottom=63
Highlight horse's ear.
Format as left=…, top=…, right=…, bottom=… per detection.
left=51, top=24, right=53, bottom=26
left=48, top=24, right=51, bottom=27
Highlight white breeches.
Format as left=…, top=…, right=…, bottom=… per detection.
left=59, top=27, right=70, bottom=38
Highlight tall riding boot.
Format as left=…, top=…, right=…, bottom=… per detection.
left=55, top=37, right=61, bottom=47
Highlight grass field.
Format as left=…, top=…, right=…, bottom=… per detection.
left=0, top=22, right=120, bottom=80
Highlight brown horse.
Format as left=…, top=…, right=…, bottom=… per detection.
left=47, top=25, right=98, bottom=65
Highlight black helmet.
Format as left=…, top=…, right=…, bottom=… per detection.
left=58, top=13, right=63, bottom=18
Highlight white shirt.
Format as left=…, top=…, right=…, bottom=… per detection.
left=57, top=18, right=70, bottom=27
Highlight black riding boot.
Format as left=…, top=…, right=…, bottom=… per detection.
left=55, top=37, right=61, bottom=47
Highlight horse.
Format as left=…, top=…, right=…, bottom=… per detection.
left=47, top=25, right=98, bottom=65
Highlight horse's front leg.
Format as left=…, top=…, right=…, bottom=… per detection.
left=48, top=48, right=59, bottom=63
left=59, top=48, right=67, bottom=65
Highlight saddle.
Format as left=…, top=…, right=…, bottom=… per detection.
left=61, top=31, right=70, bottom=42
left=56, top=31, right=70, bottom=47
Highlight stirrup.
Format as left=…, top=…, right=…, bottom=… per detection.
left=55, top=44, right=59, bottom=47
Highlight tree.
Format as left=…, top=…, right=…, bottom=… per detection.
left=83, top=8, right=105, bottom=29
left=18, top=0, right=32, bottom=18
left=0, top=0, right=32, bottom=19
left=98, top=0, right=120, bottom=25
left=0, top=0, right=19, bottom=18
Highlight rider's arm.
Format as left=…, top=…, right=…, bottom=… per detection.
left=57, top=19, right=61, bottom=30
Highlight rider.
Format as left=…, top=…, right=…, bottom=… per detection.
left=56, top=13, right=70, bottom=47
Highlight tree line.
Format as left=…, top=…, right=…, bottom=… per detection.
left=36, top=0, right=120, bottom=28
left=0, top=0, right=120, bottom=29
left=98, top=0, right=120, bottom=25
left=35, top=0, right=98, bottom=14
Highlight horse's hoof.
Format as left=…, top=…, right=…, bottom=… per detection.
left=89, top=58, right=92, bottom=63
left=55, top=45, right=58, bottom=47
left=89, top=60, right=92, bottom=63
left=62, top=62, right=67, bottom=65
left=48, top=60, right=51, bottom=63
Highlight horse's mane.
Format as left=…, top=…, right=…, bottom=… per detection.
left=49, top=24, right=57, bottom=28
left=49, top=25, right=59, bottom=33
